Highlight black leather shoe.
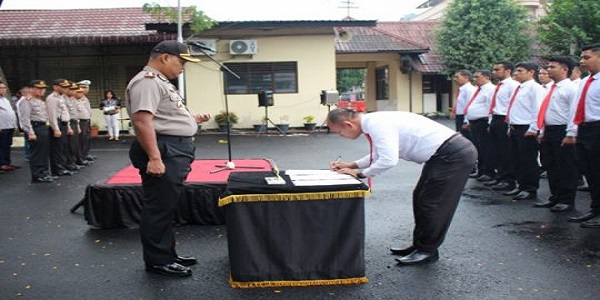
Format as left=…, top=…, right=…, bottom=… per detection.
left=578, top=186, right=590, bottom=192
left=47, top=175, right=59, bottom=180
left=67, top=164, right=82, bottom=171
left=145, top=262, right=192, bottom=277
left=58, top=170, right=76, bottom=176
left=469, top=172, right=479, bottom=178
left=32, top=177, right=54, bottom=183
left=580, top=216, right=600, bottom=228
left=568, top=211, right=598, bottom=223
left=492, top=181, right=515, bottom=191
left=395, top=250, right=439, bottom=265
left=550, top=203, right=573, bottom=212
left=503, top=188, right=521, bottom=196
left=477, top=175, right=494, bottom=182
left=533, top=200, right=555, bottom=208
left=175, top=255, right=197, bottom=266
left=513, top=191, right=536, bottom=200
left=483, top=179, right=500, bottom=187
left=390, top=246, right=416, bottom=256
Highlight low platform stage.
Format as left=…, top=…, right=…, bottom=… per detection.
left=74, top=159, right=273, bottom=229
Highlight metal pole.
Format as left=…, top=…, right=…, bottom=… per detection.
left=177, top=0, right=185, bottom=98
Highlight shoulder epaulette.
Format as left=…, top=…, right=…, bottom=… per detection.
left=144, top=72, right=156, bottom=78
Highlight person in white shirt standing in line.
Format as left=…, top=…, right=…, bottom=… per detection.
left=328, top=109, right=477, bottom=266
left=0, top=82, right=19, bottom=172
left=564, top=43, right=600, bottom=227
left=462, top=70, right=496, bottom=182
left=533, top=56, right=578, bottom=212
left=450, top=70, right=477, bottom=140
left=488, top=61, right=520, bottom=191
left=503, top=62, right=547, bottom=201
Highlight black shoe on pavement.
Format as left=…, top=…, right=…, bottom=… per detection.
left=395, top=250, right=439, bottom=266
left=550, top=203, right=573, bottom=212
left=513, top=191, right=536, bottom=200
left=390, top=246, right=416, bottom=256
left=503, top=188, right=521, bottom=196
left=175, top=255, right=198, bottom=267
left=533, top=200, right=555, bottom=208
left=568, top=211, right=597, bottom=223
left=492, top=181, right=514, bottom=191
left=145, top=262, right=192, bottom=277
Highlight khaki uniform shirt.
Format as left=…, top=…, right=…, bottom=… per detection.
left=126, top=66, right=197, bottom=136
left=46, top=91, right=71, bottom=130
left=79, top=96, right=92, bottom=120
left=17, top=97, right=48, bottom=135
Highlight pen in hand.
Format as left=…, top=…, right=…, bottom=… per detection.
left=331, top=156, right=342, bottom=171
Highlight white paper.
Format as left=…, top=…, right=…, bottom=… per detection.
left=285, top=169, right=362, bottom=186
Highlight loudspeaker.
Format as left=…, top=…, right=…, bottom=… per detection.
left=320, top=90, right=339, bottom=105
left=257, top=90, right=274, bottom=107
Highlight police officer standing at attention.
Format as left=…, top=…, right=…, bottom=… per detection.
left=47, top=79, right=76, bottom=176
left=76, top=80, right=94, bottom=163
left=126, top=40, right=210, bottom=277
left=18, top=80, right=54, bottom=183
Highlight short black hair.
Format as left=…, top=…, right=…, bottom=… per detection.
left=327, top=108, right=358, bottom=124
left=581, top=43, right=600, bottom=52
left=494, top=60, right=514, bottom=72
left=476, top=69, right=492, bottom=79
left=515, top=62, right=539, bottom=72
left=546, top=56, right=577, bottom=77
left=455, top=69, right=473, bottom=79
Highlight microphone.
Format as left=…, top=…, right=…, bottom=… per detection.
left=189, top=41, right=216, bottom=53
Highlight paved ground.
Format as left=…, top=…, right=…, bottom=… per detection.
left=1, top=122, right=599, bottom=300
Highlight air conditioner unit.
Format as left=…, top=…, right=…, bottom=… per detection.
left=189, top=39, right=217, bottom=56
left=229, top=40, right=258, bottom=55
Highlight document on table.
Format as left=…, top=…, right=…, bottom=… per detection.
left=285, top=170, right=362, bottom=186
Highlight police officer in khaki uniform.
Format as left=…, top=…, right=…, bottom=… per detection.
left=18, top=80, right=54, bottom=182
left=46, top=79, right=76, bottom=176
left=66, top=82, right=82, bottom=171
left=126, top=40, right=210, bottom=277
left=76, top=80, right=94, bottom=163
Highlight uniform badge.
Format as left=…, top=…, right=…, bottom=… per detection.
left=157, top=74, right=168, bottom=81
left=177, top=101, right=184, bottom=108
left=144, top=72, right=155, bottom=78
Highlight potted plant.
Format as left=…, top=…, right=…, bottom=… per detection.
left=253, top=116, right=268, bottom=132
left=276, top=115, right=290, bottom=133
left=90, top=122, right=100, bottom=138
left=214, top=111, right=238, bottom=132
left=303, top=115, right=317, bottom=131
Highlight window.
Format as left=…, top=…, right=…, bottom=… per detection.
left=224, top=62, right=298, bottom=94
left=375, top=66, right=389, bottom=100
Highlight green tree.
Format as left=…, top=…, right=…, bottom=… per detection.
left=435, top=0, right=532, bottom=73
left=538, top=0, right=600, bottom=56
left=336, top=68, right=365, bottom=93
left=143, top=2, right=216, bottom=35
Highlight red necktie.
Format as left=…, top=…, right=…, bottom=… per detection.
left=489, top=83, right=503, bottom=114
left=452, top=89, right=460, bottom=114
left=463, top=86, right=481, bottom=115
left=537, top=84, right=557, bottom=129
left=574, top=76, right=595, bottom=125
left=364, top=133, right=373, bottom=188
left=505, top=86, right=521, bottom=122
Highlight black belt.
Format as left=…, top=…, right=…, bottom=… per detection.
left=468, top=117, right=488, bottom=122
left=544, top=124, right=567, bottom=129
left=579, top=120, right=600, bottom=128
left=31, top=121, right=47, bottom=126
left=492, top=114, right=506, bottom=120
left=510, top=124, right=529, bottom=129
left=156, top=134, right=194, bottom=143
left=79, top=119, right=90, bottom=121
left=60, top=121, right=69, bottom=125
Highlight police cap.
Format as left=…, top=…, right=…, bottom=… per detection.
left=152, top=40, right=201, bottom=63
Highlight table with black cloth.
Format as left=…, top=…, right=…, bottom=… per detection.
left=219, top=171, right=370, bottom=288
left=77, top=159, right=273, bottom=229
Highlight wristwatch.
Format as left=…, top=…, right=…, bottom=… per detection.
left=356, top=172, right=366, bottom=179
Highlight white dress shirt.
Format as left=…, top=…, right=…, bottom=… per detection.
left=542, top=80, right=555, bottom=91
left=491, top=78, right=519, bottom=116
left=567, top=73, right=600, bottom=136
left=540, top=79, right=577, bottom=133
left=507, top=79, right=546, bottom=133
left=354, top=111, right=456, bottom=177
left=0, top=96, right=17, bottom=129
left=455, top=82, right=476, bottom=115
left=465, top=82, right=495, bottom=121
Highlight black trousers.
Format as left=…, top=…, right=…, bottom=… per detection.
left=468, top=118, right=494, bottom=176
left=576, top=121, right=600, bottom=213
left=29, top=123, right=50, bottom=180
left=540, top=125, right=578, bottom=205
left=509, top=125, right=540, bottom=192
left=0, top=128, right=14, bottom=166
left=412, top=134, right=477, bottom=252
left=129, top=135, right=195, bottom=265
left=50, top=122, right=69, bottom=174
left=455, top=115, right=470, bottom=140
left=79, top=119, right=91, bottom=160
left=67, top=120, right=80, bottom=166
left=488, top=115, right=514, bottom=182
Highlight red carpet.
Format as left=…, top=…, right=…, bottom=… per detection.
left=105, top=159, right=273, bottom=184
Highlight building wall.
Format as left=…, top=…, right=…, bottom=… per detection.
left=185, top=35, right=337, bottom=129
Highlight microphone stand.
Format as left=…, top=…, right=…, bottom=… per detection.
left=191, top=45, right=261, bottom=173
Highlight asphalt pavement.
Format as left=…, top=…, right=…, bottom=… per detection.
left=1, top=122, right=599, bottom=300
